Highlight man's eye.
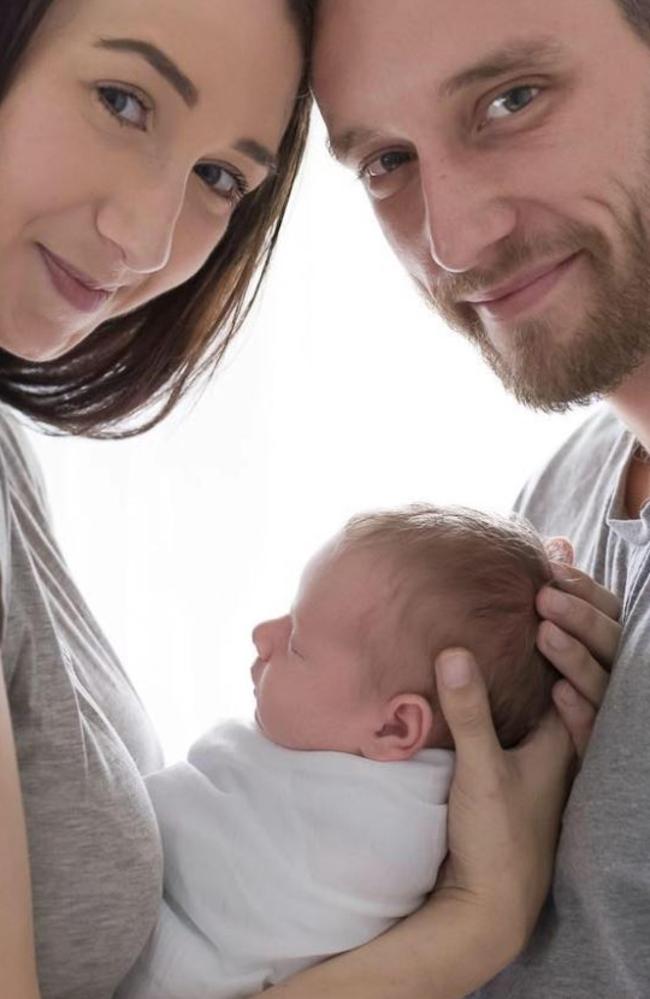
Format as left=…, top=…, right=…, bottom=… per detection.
left=484, top=85, right=541, bottom=123
left=361, top=149, right=413, bottom=180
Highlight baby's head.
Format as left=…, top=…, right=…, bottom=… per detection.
left=251, top=504, right=558, bottom=759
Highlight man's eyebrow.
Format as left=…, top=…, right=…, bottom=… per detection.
left=95, top=37, right=199, bottom=108
left=327, top=127, right=386, bottom=165
left=234, top=139, right=279, bottom=176
left=328, top=37, right=566, bottom=165
left=438, top=37, right=567, bottom=99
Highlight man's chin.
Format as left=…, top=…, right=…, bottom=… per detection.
left=485, top=347, right=600, bottom=412
left=501, top=372, right=599, bottom=414
left=467, top=329, right=601, bottom=413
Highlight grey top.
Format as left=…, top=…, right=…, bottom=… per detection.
left=0, top=409, right=164, bottom=999
left=479, top=407, right=650, bottom=999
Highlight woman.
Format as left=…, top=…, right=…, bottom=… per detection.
left=0, top=1, right=619, bottom=997
left=0, top=0, right=310, bottom=995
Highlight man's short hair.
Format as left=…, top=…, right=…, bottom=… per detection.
left=618, top=0, right=650, bottom=39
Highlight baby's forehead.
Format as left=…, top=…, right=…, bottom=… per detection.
left=335, top=543, right=460, bottom=636
left=298, top=541, right=402, bottom=623
left=326, top=541, right=401, bottom=590
left=338, top=545, right=430, bottom=630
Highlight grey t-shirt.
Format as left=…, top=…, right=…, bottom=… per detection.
left=0, top=409, right=164, bottom=999
left=479, top=406, right=650, bottom=999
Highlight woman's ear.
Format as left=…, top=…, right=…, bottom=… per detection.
left=361, top=693, right=435, bottom=762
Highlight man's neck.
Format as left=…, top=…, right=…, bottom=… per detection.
left=608, top=358, right=650, bottom=517
left=608, top=357, right=650, bottom=452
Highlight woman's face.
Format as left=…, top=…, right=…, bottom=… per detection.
left=0, top=0, right=302, bottom=361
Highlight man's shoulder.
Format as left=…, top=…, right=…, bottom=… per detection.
left=515, top=406, right=630, bottom=533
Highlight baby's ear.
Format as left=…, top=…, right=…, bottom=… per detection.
left=362, top=694, right=434, bottom=762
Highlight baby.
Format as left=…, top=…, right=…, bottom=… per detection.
left=118, top=504, right=558, bottom=999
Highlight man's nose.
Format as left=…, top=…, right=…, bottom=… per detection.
left=95, top=164, right=189, bottom=276
left=419, top=159, right=518, bottom=274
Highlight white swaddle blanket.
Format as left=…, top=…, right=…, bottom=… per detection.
left=118, top=720, right=453, bottom=999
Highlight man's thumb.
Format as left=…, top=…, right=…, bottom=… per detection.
left=434, top=649, right=501, bottom=761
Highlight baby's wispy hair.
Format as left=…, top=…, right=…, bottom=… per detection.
left=338, top=504, right=559, bottom=748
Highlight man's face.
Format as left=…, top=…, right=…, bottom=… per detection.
left=314, top=0, right=650, bottom=411
left=250, top=539, right=391, bottom=754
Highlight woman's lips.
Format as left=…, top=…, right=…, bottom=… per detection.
left=471, top=253, right=581, bottom=323
left=38, top=245, right=112, bottom=314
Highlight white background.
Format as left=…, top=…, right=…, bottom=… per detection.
left=29, top=114, right=592, bottom=762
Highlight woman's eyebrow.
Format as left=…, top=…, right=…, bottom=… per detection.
left=234, top=139, right=279, bottom=176
left=94, top=37, right=199, bottom=108
left=94, top=39, right=278, bottom=172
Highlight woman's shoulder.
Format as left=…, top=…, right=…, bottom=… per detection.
left=0, top=406, right=50, bottom=516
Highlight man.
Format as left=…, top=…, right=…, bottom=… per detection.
left=313, top=1, right=650, bottom=996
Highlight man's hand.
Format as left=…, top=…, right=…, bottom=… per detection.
left=536, top=546, right=621, bottom=757
left=432, top=649, right=577, bottom=957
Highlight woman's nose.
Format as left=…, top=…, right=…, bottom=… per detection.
left=95, top=167, right=188, bottom=276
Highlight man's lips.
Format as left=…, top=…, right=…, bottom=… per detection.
left=464, top=253, right=580, bottom=306
left=461, top=253, right=581, bottom=322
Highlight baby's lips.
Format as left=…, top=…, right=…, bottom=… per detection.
left=250, top=658, right=263, bottom=687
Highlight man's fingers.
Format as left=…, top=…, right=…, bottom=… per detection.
left=434, top=648, right=501, bottom=768
left=551, top=681, right=597, bottom=759
left=517, top=703, right=574, bottom=789
left=537, top=621, right=610, bottom=708
left=547, top=561, right=621, bottom=621
left=537, top=586, right=621, bottom=669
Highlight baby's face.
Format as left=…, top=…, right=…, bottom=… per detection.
left=251, top=538, right=392, bottom=753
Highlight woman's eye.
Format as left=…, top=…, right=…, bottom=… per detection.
left=484, top=85, right=541, bottom=123
left=194, top=163, right=249, bottom=204
left=97, top=85, right=150, bottom=130
left=362, top=149, right=413, bottom=180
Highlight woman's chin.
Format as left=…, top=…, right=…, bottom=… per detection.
left=0, top=314, right=92, bottom=362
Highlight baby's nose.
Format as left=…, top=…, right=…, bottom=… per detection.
left=251, top=620, right=271, bottom=659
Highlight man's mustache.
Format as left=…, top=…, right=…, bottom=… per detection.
left=428, top=225, right=605, bottom=311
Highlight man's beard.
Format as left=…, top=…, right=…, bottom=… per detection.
left=424, top=197, right=650, bottom=413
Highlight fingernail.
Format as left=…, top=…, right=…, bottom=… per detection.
left=545, top=537, right=574, bottom=564
left=438, top=652, right=472, bottom=689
